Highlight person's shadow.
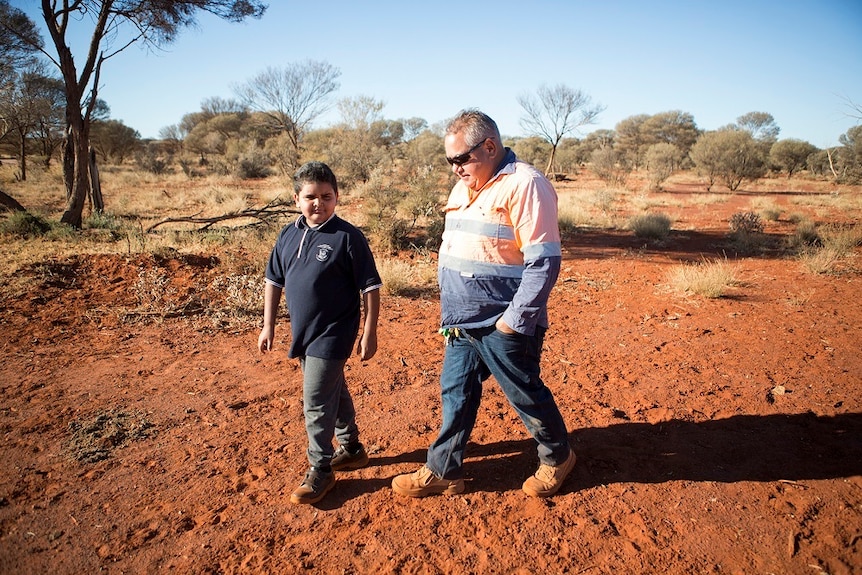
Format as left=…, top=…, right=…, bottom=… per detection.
left=320, top=412, right=862, bottom=506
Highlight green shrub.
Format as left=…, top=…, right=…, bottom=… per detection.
left=789, top=219, right=821, bottom=248
left=729, top=212, right=764, bottom=235
left=628, top=212, right=671, bottom=239
left=85, top=211, right=122, bottom=231
left=0, top=211, right=51, bottom=238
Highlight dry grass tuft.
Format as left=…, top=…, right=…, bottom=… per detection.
left=792, top=222, right=861, bottom=275
left=668, top=257, right=740, bottom=298
left=377, top=257, right=437, bottom=297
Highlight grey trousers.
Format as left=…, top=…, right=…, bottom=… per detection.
left=299, top=356, right=360, bottom=469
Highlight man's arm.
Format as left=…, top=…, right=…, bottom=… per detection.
left=498, top=255, right=561, bottom=335
left=499, top=173, right=562, bottom=336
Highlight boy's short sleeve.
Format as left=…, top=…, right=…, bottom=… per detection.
left=349, top=228, right=382, bottom=293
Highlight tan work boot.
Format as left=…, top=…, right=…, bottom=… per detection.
left=392, top=465, right=465, bottom=497
left=522, top=449, right=576, bottom=497
left=290, top=468, right=335, bottom=504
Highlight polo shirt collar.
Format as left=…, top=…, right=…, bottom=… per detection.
left=296, top=213, right=338, bottom=230
left=495, top=148, right=517, bottom=176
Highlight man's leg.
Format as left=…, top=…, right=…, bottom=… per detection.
left=425, top=335, right=486, bottom=479
left=392, top=335, right=484, bottom=497
left=476, top=327, right=571, bottom=466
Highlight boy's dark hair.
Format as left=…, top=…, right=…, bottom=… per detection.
left=294, top=161, right=338, bottom=195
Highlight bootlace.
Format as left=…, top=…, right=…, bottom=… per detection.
left=534, top=464, right=556, bottom=483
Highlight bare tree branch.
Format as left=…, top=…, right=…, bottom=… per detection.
left=146, top=202, right=299, bottom=232
left=837, top=93, right=862, bottom=122
left=518, top=83, right=604, bottom=174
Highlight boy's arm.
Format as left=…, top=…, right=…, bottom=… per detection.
left=356, top=288, right=380, bottom=361
left=258, top=282, right=282, bottom=352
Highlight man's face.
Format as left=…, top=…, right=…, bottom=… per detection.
left=295, top=181, right=337, bottom=225
left=444, top=132, right=495, bottom=192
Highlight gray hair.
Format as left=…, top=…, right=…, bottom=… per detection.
left=445, top=109, right=501, bottom=147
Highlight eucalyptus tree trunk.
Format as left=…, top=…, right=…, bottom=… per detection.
left=59, top=94, right=92, bottom=228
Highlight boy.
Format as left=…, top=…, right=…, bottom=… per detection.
left=258, top=161, right=382, bottom=505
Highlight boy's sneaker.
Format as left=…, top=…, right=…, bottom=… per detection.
left=391, top=465, right=465, bottom=497
left=522, top=449, right=576, bottom=498
left=290, top=468, right=335, bottom=505
left=331, top=443, right=369, bottom=471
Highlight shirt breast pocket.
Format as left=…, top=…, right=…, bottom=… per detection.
left=490, top=206, right=514, bottom=242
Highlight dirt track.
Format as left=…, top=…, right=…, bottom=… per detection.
left=1, top=182, right=861, bottom=574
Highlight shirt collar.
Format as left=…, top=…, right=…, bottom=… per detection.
left=477, top=148, right=517, bottom=192
left=495, top=148, right=517, bottom=176
left=296, top=213, right=337, bottom=230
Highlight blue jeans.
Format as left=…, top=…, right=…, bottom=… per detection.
left=300, top=356, right=360, bottom=469
left=426, top=326, right=570, bottom=479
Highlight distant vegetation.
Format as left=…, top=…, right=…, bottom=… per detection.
left=2, top=1, right=861, bottom=309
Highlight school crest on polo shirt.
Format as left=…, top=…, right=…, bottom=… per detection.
left=315, top=243, right=334, bottom=262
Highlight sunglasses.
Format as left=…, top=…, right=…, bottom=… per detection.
left=446, top=139, right=487, bottom=166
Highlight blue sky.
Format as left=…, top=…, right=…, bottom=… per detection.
left=15, top=0, right=862, bottom=146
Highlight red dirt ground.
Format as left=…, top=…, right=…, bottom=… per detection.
left=1, top=181, right=861, bottom=574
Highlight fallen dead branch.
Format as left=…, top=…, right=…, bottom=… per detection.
left=0, top=189, right=27, bottom=213
left=145, top=200, right=299, bottom=232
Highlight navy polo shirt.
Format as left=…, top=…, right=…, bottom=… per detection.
left=265, top=214, right=382, bottom=360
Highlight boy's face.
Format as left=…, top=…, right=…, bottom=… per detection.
left=295, top=181, right=337, bottom=226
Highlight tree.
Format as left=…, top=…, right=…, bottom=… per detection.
left=735, top=111, right=780, bottom=143
left=838, top=95, right=862, bottom=123
left=0, top=65, right=64, bottom=180
left=614, top=114, right=649, bottom=169
left=234, top=60, right=341, bottom=168
left=0, top=1, right=41, bottom=83
left=90, top=118, right=141, bottom=163
left=769, top=139, right=817, bottom=178
left=182, top=111, right=246, bottom=164
left=0, top=1, right=41, bottom=149
left=639, top=111, right=699, bottom=161
left=644, top=142, right=683, bottom=189
left=321, top=96, right=405, bottom=185
left=689, top=129, right=766, bottom=191
left=518, top=83, right=604, bottom=175
left=400, top=117, right=428, bottom=142
left=28, top=73, right=65, bottom=167
left=837, top=125, right=862, bottom=183
left=590, top=146, right=631, bottom=187
left=1, top=1, right=266, bottom=228
left=508, top=136, right=552, bottom=172
left=580, top=129, right=615, bottom=154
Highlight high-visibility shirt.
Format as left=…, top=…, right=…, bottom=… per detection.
left=438, top=150, right=561, bottom=336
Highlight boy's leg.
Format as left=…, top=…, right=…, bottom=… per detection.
left=333, top=377, right=359, bottom=448
left=330, top=376, right=369, bottom=471
left=300, top=356, right=348, bottom=469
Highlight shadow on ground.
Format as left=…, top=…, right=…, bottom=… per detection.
left=342, top=412, right=862, bottom=498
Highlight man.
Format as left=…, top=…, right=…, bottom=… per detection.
left=392, top=109, right=575, bottom=498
